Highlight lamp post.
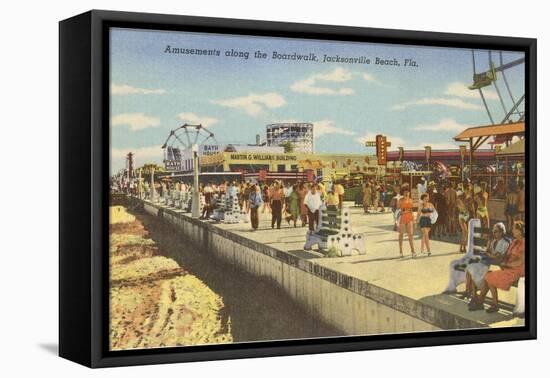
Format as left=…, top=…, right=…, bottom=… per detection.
left=150, top=166, right=155, bottom=201
left=191, top=144, right=200, bottom=218
left=138, top=168, right=142, bottom=199
left=424, top=146, right=431, bottom=172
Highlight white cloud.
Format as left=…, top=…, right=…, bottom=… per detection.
left=390, top=97, right=483, bottom=111
left=111, top=83, right=166, bottom=95
left=212, top=92, right=286, bottom=116
left=111, top=113, right=161, bottom=131
left=445, top=81, right=498, bottom=100
left=314, top=120, right=356, bottom=138
left=413, top=118, right=472, bottom=132
left=177, top=112, right=219, bottom=128
left=361, top=72, right=382, bottom=85
left=316, top=67, right=353, bottom=82
left=290, top=67, right=354, bottom=96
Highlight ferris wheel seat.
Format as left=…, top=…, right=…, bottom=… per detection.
left=469, top=65, right=497, bottom=90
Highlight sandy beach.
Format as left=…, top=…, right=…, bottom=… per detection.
left=109, top=206, right=232, bottom=350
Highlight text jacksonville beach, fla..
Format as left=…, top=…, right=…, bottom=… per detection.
left=163, top=46, right=403, bottom=66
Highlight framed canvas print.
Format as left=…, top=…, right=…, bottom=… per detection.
left=59, top=10, right=537, bottom=368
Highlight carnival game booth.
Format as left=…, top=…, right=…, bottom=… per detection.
left=454, top=122, right=524, bottom=185
left=386, top=149, right=496, bottom=185
left=454, top=122, right=525, bottom=223
left=496, top=138, right=525, bottom=189
left=400, top=170, right=432, bottom=209
left=488, top=139, right=525, bottom=222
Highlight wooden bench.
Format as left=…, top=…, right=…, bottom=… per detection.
left=447, top=218, right=524, bottom=317
left=173, top=191, right=182, bottom=208
left=166, top=189, right=180, bottom=207
left=453, top=222, right=491, bottom=272
left=179, top=192, right=192, bottom=212
left=181, top=192, right=205, bottom=214
left=472, top=226, right=524, bottom=316
left=211, top=195, right=248, bottom=223
left=304, top=205, right=365, bottom=256
left=158, top=190, right=168, bottom=205
left=210, top=194, right=228, bottom=222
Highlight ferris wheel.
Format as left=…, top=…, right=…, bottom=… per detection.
left=161, top=123, right=217, bottom=161
left=469, top=50, right=525, bottom=125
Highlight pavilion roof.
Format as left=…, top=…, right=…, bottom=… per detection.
left=454, top=122, right=525, bottom=142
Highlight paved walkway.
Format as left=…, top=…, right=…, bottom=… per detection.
left=207, top=202, right=524, bottom=328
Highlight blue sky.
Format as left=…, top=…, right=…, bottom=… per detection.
left=110, top=27, right=525, bottom=172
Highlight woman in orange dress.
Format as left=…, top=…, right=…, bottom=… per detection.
left=469, top=221, right=526, bottom=313
left=398, top=188, right=416, bottom=258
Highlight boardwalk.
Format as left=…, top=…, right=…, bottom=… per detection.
left=207, top=203, right=524, bottom=329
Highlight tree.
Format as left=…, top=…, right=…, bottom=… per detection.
left=279, top=141, right=295, bottom=153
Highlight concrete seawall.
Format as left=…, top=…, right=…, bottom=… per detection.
left=140, top=199, right=490, bottom=335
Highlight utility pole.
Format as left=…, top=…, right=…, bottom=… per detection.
left=191, top=144, right=200, bottom=218
left=460, top=145, right=466, bottom=183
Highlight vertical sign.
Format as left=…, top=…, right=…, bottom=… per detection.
left=376, top=134, right=388, bottom=165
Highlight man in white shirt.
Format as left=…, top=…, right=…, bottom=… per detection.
left=283, top=182, right=293, bottom=214
left=304, top=184, right=323, bottom=231
left=227, top=181, right=238, bottom=198
left=283, top=182, right=292, bottom=198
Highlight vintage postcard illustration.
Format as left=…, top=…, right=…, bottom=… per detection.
left=109, top=27, right=527, bottom=351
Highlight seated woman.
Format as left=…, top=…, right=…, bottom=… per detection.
left=462, top=222, right=509, bottom=300
left=469, top=221, right=526, bottom=313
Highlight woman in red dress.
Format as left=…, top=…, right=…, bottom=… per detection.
left=469, top=221, right=526, bottom=313
left=398, top=188, right=416, bottom=258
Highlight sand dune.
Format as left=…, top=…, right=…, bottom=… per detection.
left=109, top=206, right=232, bottom=350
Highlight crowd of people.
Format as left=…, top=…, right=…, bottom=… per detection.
left=113, top=173, right=525, bottom=251
left=390, top=178, right=525, bottom=258
left=113, top=173, right=527, bottom=314
left=191, top=179, right=346, bottom=232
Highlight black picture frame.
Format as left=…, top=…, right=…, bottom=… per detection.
left=59, top=9, right=537, bottom=368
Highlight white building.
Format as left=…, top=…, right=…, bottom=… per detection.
left=266, top=123, right=314, bottom=154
